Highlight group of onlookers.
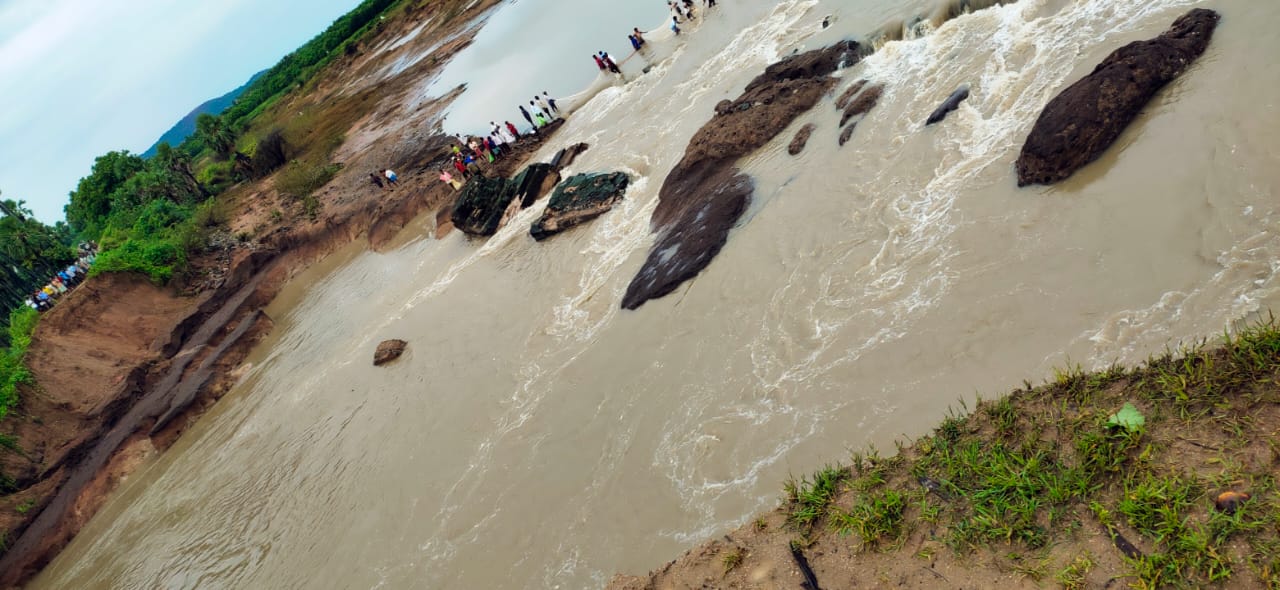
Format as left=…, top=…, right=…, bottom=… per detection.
left=437, top=94, right=564, bottom=191
left=25, top=242, right=97, bottom=312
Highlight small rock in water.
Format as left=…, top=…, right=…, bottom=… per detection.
left=925, top=85, right=970, bottom=126
left=834, top=79, right=868, bottom=111
left=788, top=124, right=815, bottom=155
left=838, top=122, right=856, bottom=146
left=839, top=83, right=883, bottom=127
left=373, top=339, right=407, bottom=366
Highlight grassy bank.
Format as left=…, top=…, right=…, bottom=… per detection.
left=0, top=308, right=38, bottom=423
left=619, top=320, right=1280, bottom=589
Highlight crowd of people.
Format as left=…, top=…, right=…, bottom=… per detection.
left=430, top=0, right=719, bottom=193
left=436, top=92, right=563, bottom=191
left=667, top=0, right=715, bottom=34
left=25, top=242, right=97, bottom=312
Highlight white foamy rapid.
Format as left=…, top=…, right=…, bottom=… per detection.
left=28, top=0, right=1280, bottom=588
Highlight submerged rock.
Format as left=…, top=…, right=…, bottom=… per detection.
left=622, top=40, right=863, bottom=310
left=550, top=142, right=589, bottom=168
left=834, top=79, right=868, bottom=110
left=373, top=339, right=407, bottom=366
left=839, top=83, right=883, bottom=127
left=1016, top=8, right=1219, bottom=186
left=450, top=163, right=557, bottom=236
left=788, top=124, right=816, bottom=156
left=838, top=122, right=857, bottom=146
left=530, top=172, right=630, bottom=241
left=925, top=85, right=970, bottom=126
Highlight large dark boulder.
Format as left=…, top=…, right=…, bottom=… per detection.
left=623, top=166, right=752, bottom=309
left=530, top=172, right=630, bottom=241
left=450, top=163, right=557, bottom=236
left=622, top=41, right=862, bottom=310
left=1016, top=8, right=1218, bottom=186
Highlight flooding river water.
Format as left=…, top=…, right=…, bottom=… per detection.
left=30, top=0, right=1280, bottom=587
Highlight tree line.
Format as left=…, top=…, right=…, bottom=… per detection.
left=53, top=0, right=408, bottom=286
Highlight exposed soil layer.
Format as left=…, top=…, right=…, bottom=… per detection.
left=610, top=323, right=1280, bottom=589
left=621, top=40, right=862, bottom=310
left=1016, top=8, right=1219, bottom=186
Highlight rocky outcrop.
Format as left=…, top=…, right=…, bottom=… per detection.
left=1016, top=8, right=1218, bottom=186
left=450, top=163, right=558, bottom=236
left=788, top=124, right=815, bottom=156
left=373, top=339, right=407, bottom=366
left=622, top=40, right=862, bottom=310
left=925, top=86, right=969, bottom=126
left=530, top=172, right=630, bottom=241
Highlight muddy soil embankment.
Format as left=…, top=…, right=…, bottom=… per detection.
left=0, top=0, right=532, bottom=584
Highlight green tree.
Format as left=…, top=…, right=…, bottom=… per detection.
left=65, top=150, right=145, bottom=235
left=0, top=196, right=74, bottom=309
left=194, top=114, right=235, bottom=159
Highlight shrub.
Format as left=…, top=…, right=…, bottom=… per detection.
left=276, top=160, right=341, bottom=199
left=250, top=130, right=289, bottom=178
left=0, top=307, right=38, bottom=421
left=196, top=160, right=238, bottom=193
left=91, top=236, right=185, bottom=284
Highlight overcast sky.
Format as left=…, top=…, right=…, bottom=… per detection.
left=0, top=0, right=362, bottom=223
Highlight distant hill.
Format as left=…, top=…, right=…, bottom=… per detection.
left=142, top=70, right=267, bottom=158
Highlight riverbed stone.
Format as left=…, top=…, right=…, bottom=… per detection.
left=834, top=79, right=868, bottom=110
left=838, top=122, right=857, bottom=146
left=839, top=83, right=883, bottom=127
left=373, top=339, right=407, bottom=366
left=1015, top=8, right=1219, bottom=186
left=925, top=85, right=970, bottom=126
left=530, top=172, right=630, bottom=241
left=788, top=124, right=815, bottom=156
left=622, top=40, right=862, bottom=310
left=450, top=163, right=557, bottom=236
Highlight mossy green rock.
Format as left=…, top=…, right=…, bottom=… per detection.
left=451, top=163, right=556, bottom=236
left=530, top=172, right=629, bottom=241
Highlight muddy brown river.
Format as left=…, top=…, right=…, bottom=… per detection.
left=30, top=0, right=1280, bottom=587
